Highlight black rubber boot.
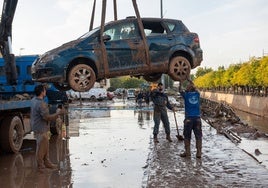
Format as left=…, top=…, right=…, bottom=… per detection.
left=166, top=134, right=173, bottom=142
left=196, top=140, right=202, bottom=158
left=180, top=140, right=191, bottom=157
left=153, top=134, right=159, bottom=143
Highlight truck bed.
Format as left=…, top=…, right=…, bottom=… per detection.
left=0, top=99, right=31, bottom=111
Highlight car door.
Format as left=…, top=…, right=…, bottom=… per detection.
left=103, top=20, right=147, bottom=76
left=143, top=20, right=175, bottom=66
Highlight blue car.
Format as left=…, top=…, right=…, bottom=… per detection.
left=32, top=17, right=203, bottom=92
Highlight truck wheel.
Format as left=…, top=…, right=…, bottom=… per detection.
left=68, top=64, right=96, bottom=92
left=168, top=56, right=191, bottom=81
left=0, top=116, right=24, bottom=153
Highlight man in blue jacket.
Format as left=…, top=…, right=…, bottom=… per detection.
left=179, top=82, right=202, bottom=158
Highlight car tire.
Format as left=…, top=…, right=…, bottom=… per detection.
left=143, top=73, right=162, bottom=82
left=53, top=83, right=71, bottom=91
left=0, top=116, right=24, bottom=153
left=168, top=56, right=191, bottom=81
left=68, top=64, right=96, bottom=92
left=90, top=95, right=97, bottom=101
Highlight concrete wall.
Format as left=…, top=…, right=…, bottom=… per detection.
left=201, top=91, right=268, bottom=117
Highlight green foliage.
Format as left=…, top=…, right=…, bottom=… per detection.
left=256, top=56, right=268, bottom=86
left=194, top=56, right=267, bottom=88
left=195, top=67, right=213, bottom=78
left=164, top=75, right=174, bottom=88
left=110, top=76, right=146, bottom=89
left=222, top=64, right=241, bottom=87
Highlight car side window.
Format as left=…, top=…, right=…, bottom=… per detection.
left=142, top=21, right=167, bottom=36
left=165, top=22, right=175, bottom=32
left=104, top=22, right=138, bottom=41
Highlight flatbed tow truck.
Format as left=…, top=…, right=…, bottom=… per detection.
left=0, top=0, right=32, bottom=153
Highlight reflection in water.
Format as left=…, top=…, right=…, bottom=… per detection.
left=69, top=106, right=111, bottom=120
left=0, top=134, right=72, bottom=188
left=0, top=154, right=24, bottom=187
left=134, top=108, right=153, bottom=128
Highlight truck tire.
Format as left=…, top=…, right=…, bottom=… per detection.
left=0, top=116, right=24, bottom=153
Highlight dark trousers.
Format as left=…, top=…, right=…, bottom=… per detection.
left=153, top=109, right=171, bottom=135
left=183, top=117, right=202, bottom=140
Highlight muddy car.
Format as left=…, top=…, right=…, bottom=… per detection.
left=31, top=17, right=203, bottom=92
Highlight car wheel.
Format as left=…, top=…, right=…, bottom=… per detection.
left=53, top=83, right=71, bottom=91
left=143, top=73, right=162, bottom=82
left=90, top=95, right=97, bottom=101
left=168, top=56, right=191, bottom=81
left=68, top=64, right=96, bottom=92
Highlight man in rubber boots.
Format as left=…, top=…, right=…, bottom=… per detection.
left=179, top=82, right=202, bottom=158
left=151, top=82, right=175, bottom=143
left=31, top=84, right=65, bottom=171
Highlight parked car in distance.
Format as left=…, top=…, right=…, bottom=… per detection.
left=67, top=88, right=107, bottom=101
left=127, top=88, right=136, bottom=99
left=32, top=17, right=202, bottom=92
left=114, top=88, right=125, bottom=96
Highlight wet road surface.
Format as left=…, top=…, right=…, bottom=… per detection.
left=0, top=99, right=268, bottom=188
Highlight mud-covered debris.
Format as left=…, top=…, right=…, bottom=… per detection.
left=200, top=99, right=268, bottom=140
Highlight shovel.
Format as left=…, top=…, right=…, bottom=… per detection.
left=173, top=111, right=184, bottom=141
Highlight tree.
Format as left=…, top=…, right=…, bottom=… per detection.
left=195, top=67, right=213, bottom=78
left=256, top=56, right=268, bottom=86
left=222, top=64, right=241, bottom=87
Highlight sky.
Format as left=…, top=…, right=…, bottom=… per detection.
left=2, top=0, right=268, bottom=70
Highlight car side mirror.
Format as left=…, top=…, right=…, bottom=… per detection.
left=103, top=34, right=111, bottom=42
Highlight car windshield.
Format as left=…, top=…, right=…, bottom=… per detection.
left=79, top=27, right=100, bottom=39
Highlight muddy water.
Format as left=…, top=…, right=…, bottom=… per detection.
left=68, top=104, right=153, bottom=187
left=0, top=99, right=268, bottom=188
left=235, top=109, right=268, bottom=133
left=0, top=100, right=154, bottom=188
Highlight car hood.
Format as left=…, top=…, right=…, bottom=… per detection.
left=45, top=38, right=84, bottom=56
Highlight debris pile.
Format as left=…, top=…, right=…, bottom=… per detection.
left=200, top=98, right=268, bottom=142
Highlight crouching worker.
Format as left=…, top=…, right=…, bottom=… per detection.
left=179, top=82, right=202, bottom=158
left=30, top=84, right=65, bottom=171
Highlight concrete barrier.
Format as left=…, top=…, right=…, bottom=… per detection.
left=200, top=91, right=268, bottom=117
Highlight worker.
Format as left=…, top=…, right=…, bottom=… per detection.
left=30, top=84, right=65, bottom=171
left=179, top=82, right=202, bottom=158
left=150, top=82, right=175, bottom=143
left=136, top=90, right=144, bottom=107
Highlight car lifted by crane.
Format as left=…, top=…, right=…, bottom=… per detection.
left=32, top=0, right=202, bottom=92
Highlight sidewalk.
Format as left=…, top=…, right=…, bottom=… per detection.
left=143, top=112, right=268, bottom=187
